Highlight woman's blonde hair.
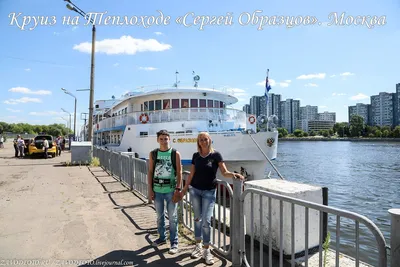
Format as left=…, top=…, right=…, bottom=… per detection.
left=197, top=132, right=214, bottom=153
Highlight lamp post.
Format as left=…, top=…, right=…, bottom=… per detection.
left=61, top=88, right=77, bottom=140
left=60, top=117, right=69, bottom=128
left=61, top=108, right=72, bottom=134
left=64, top=0, right=95, bottom=142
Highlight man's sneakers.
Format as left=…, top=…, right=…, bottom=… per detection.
left=203, top=248, right=214, bottom=265
left=191, top=243, right=203, bottom=258
left=168, top=243, right=179, bottom=254
left=151, top=238, right=166, bottom=247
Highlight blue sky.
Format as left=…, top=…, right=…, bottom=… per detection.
left=1, top=0, right=400, bottom=131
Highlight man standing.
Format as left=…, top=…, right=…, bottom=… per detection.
left=147, top=130, right=182, bottom=254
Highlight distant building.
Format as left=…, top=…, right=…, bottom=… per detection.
left=308, top=120, right=335, bottom=133
left=318, top=111, right=336, bottom=122
left=280, top=99, right=300, bottom=133
left=242, top=104, right=251, bottom=114
left=348, top=103, right=370, bottom=125
left=370, top=92, right=394, bottom=127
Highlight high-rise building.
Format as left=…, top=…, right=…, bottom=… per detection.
left=242, top=104, right=251, bottom=114
left=318, top=111, right=336, bottom=122
left=250, top=96, right=262, bottom=117
left=348, top=103, right=370, bottom=124
left=395, top=84, right=400, bottom=126
left=370, top=92, right=394, bottom=127
left=300, top=105, right=318, bottom=120
left=280, top=99, right=300, bottom=133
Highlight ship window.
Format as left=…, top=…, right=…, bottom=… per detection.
left=200, top=99, right=206, bottom=107
left=141, top=104, right=143, bottom=111
left=172, top=99, right=179, bottom=109
left=181, top=99, right=189, bottom=108
left=220, top=101, right=224, bottom=108
left=155, top=100, right=162, bottom=110
left=190, top=99, right=198, bottom=108
left=149, top=101, right=154, bottom=111
left=208, top=100, right=213, bottom=107
left=163, top=99, right=170, bottom=109
left=214, top=100, right=219, bottom=108
left=125, top=107, right=128, bottom=113
left=144, top=102, right=148, bottom=111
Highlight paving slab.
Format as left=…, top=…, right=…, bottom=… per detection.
left=0, top=142, right=231, bottom=267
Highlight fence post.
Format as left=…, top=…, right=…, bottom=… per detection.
left=389, top=208, right=400, bottom=266
left=129, top=155, right=133, bottom=190
left=232, top=178, right=243, bottom=267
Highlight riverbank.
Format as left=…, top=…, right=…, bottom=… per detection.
left=280, top=137, right=400, bottom=142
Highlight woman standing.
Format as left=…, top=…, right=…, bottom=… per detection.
left=180, top=132, right=244, bottom=265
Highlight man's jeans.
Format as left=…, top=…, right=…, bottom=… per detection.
left=154, top=191, right=178, bottom=245
left=189, top=186, right=216, bottom=246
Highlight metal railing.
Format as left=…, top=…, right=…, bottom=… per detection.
left=235, top=181, right=388, bottom=267
left=92, top=146, right=398, bottom=267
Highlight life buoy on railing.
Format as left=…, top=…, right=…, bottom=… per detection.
left=139, top=113, right=149, bottom=124
left=248, top=115, right=256, bottom=124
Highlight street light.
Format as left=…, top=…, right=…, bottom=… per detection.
left=60, top=117, right=69, bottom=128
left=61, top=88, right=77, bottom=140
left=63, top=0, right=95, bottom=142
left=61, top=108, right=72, bottom=134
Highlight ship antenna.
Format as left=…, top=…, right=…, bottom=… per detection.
left=173, top=70, right=180, bottom=88
left=193, top=71, right=200, bottom=88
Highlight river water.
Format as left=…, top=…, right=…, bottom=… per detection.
left=271, top=141, right=400, bottom=266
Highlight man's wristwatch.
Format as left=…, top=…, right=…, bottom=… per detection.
left=175, top=187, right=181, bottom=191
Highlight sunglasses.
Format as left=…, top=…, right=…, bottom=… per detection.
left=159, top=138, right=169, bottom=141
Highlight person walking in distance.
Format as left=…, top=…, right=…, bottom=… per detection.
left=147, top=130, right=182, bottom=254
left=180, top=132, right=244, bottom=265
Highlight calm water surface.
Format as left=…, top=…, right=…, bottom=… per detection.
left=271, top=141, right=400, bottom=266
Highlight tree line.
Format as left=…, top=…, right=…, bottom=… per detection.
left=0, top=121, right=72, bottom=139
left=277, top=115, right=400, bottom=138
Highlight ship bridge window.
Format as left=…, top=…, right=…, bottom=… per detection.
left=208, top=100, right=213, bottom=107
left=220, top=101, right=224, bottom=108
left=190, top=99, right=198, bottom=107
left=172, top=99, right=179, bottom=109
left=163, top=99, right=170, bottom=109
left=214, top=100, right=219, bottom=108
left=200, top=99, right=206, bottom=108
left=155, top=100, right=162, bottom=110
left=181, top=99, right=189, bottom=108
left=144, top=101, right=148, bottom=111
left=149, top=101, right=154, bottom=111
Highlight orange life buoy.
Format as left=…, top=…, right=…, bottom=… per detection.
left=248, top=115, right=256, bottom=124
left=139, top=113, right=149, bottom=124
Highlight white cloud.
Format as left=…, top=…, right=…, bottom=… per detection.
left=305, top=83, right=318, bottom=87
left=29, top=111, right=64, bottom=116
left=350, top=93, right=369, bottom=100
left=4, top=97, right=42, bottom=104
left=256, top=79, right=289, bottom=88
left=332, top=93, right=346, bottom=96
left=296, top=73, right=326, bottom=80
left=25, top=68, right=31, bottom=71
left=8, top=87, right=51, bottom=95
left=154, top=32, right=163, bottom=35
left=139, top=67, right=157, bottom=71
left=340, top=72, right=355, bottom=76
left=73, top=35, right=172, bottom=55
left=225, top=87, right=248, bottom=97
left=6, top=108, right=22, bottom=112
left=113, top=63, right=119, bottom=67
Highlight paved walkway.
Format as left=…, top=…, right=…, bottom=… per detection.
left=0, top=141, right=231, bottom=267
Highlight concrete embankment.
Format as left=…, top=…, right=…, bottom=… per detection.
left=0, top=142, right=229, bottom=267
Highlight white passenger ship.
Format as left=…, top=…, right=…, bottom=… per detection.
left=92, top=79, right=279, bottom=182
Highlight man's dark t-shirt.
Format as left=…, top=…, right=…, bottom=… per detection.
left=190, top=151, right=223, bottom=190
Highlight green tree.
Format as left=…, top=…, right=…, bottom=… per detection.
left=349, top=115, right=365, bottom=137
left=293, top=129, right=304, bottom=137
left=309, top=130, right=316, bottom=137
left=393, top=126, right=400, bottom=138
left=277, top=128, right=288, bottom=138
